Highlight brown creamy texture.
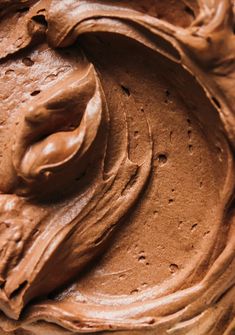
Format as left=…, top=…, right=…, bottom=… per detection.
left=0, top=0, right=234, bottom=334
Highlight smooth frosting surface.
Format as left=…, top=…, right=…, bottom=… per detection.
left=0, top=1, right=234, bottom=334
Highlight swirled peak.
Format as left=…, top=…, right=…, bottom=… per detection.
left=12, top=62, right=104, bottom=197
left=0, top=1, right=234, bottom=335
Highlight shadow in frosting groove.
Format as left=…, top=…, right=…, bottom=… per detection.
left=0, top=0, right=234, bottom=335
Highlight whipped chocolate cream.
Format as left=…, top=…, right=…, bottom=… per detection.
left=0, top=1, right=234, bottom=334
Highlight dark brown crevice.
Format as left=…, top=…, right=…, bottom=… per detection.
left=211, top=96, right=221, bottom=109
left=184, top=6, right=195, bottom=19
left=9, top=281, right=28, bottom=299
left=32, top=15, right=48, bottom=27
left=31, top=90, right=41, bottom=96
left=188, top=144, right=193, bottom=153
left=17, top=7, right=30, bottom=13
left=0, top=281, right=5, bottom=290
left=165, top=89, right=170, bottom=98
left=121, top=168, right=139, bottom=196
left=213, top=283, right=235, bottom=304
left=121, top=84, right=130, bottom=96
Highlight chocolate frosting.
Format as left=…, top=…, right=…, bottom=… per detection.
left=0, top=0, right=234, bottom=334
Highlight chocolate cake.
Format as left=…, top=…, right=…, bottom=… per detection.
left=0, top=1, right=234, bottom=334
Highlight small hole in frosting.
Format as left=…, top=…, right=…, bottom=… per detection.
left=130, top=289, right=139, bottom=294
left=148, top=318, right=156, bottom=325
left=164, top=89, right=171, bottom=104
left=121, top=85, right=130, bottom=96
left=191, top=223, right=198, bottom=232
left=31, top=90, right=41, bottom=96
left=22, top=57, right=34, bottom=66
left=204, top=230, right=210, bottom=237
left=169, top=263, right=179, bottom=273
left=138, top=255, right=146, bottom=263
left=32, top=15, right=48, bottom=27
left=157, top=154, right=167, bottom=165
left=5, top=69, right=15, bottom=76
left=165, top=90, right=170, bottom=98
left=188, top=129, right=192, bottom=139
